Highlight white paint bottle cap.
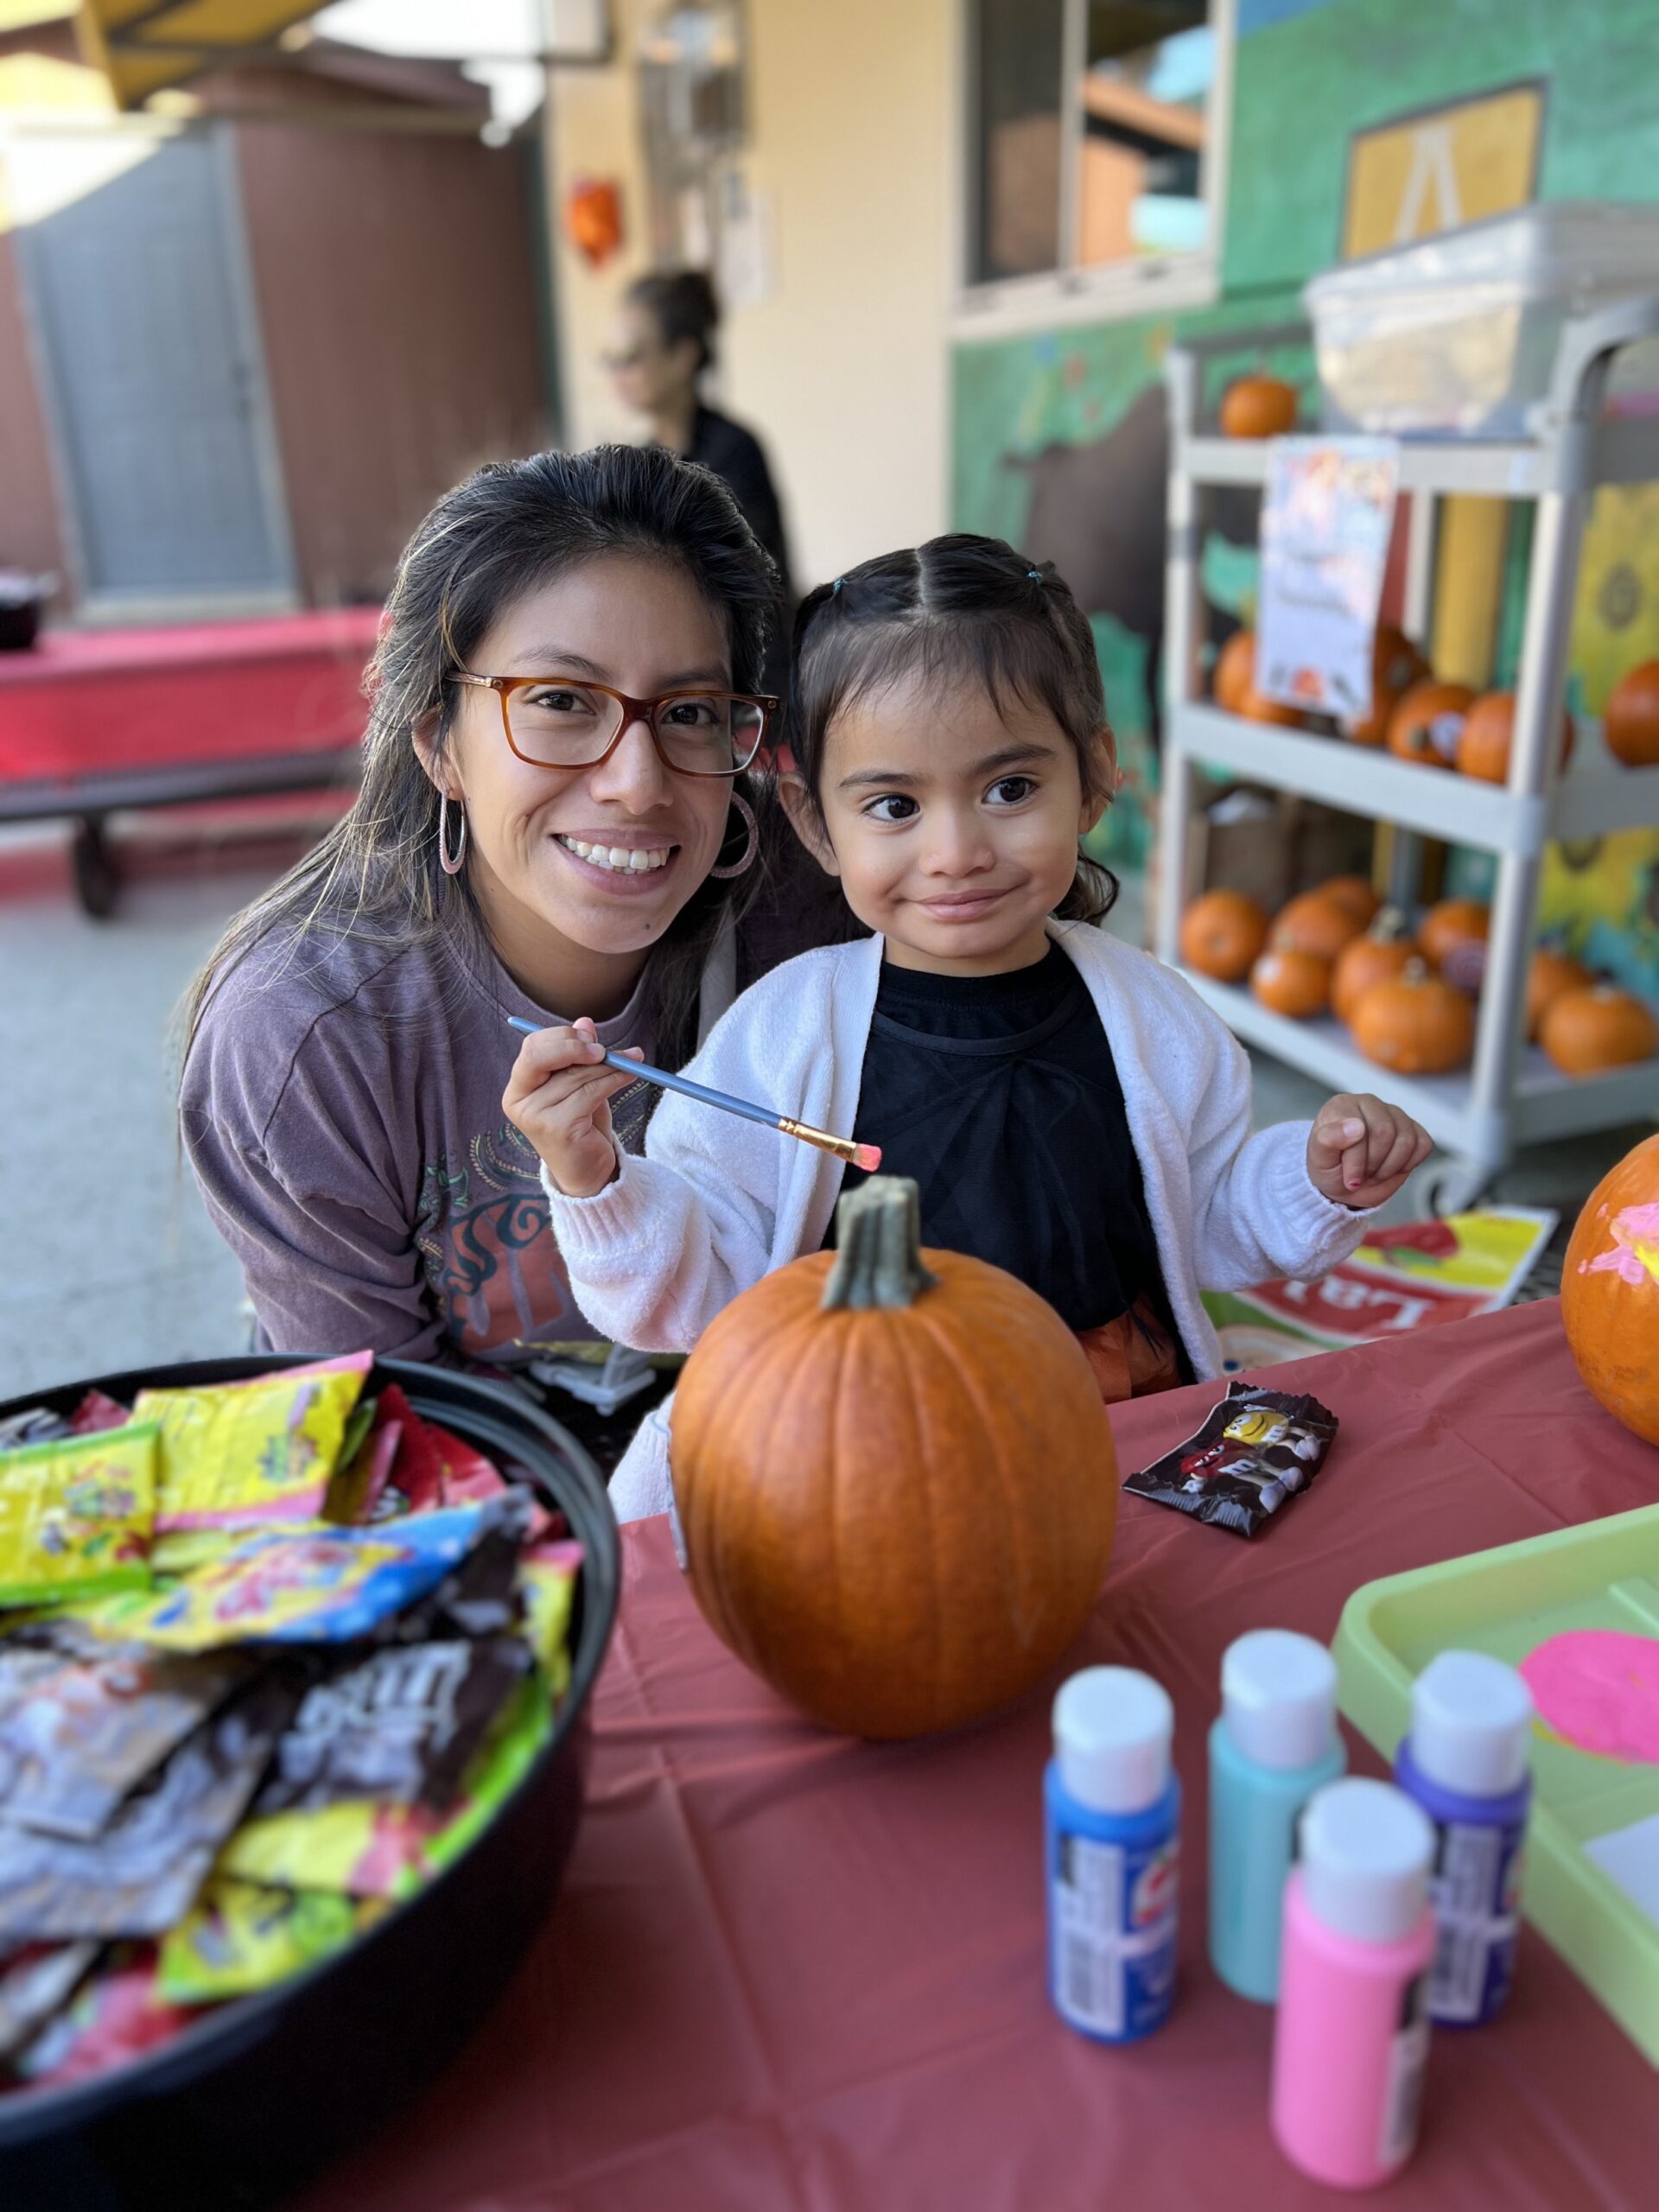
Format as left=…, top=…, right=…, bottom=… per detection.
left=1222, top=1629, right=1339, bottom=1771
left=1053, top=1667, right=1173, bottom=1816
left=1300, top=1777, right=1433, bottom=1946
left=1409, top=1649, right=1534, bottom=1798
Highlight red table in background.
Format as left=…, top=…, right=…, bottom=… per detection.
left=0, top=612, right=379, bottom=913
left=304, top=1300, right=1659, bottom=2212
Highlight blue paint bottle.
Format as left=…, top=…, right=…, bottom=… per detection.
left=1208, top=1629, right=1347, bottom=2003
left=1045, top=1667, right=1180, bottom=2044
left=1394, top=1649, right=1533, bottom=2026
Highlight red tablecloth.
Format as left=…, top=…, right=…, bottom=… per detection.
left=0, top=612, right=381, bottom=784
left=303, top=1300, right=1659, bottom=2212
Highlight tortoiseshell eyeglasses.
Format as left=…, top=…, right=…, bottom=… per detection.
left=449, top=673, right=775, bottom=778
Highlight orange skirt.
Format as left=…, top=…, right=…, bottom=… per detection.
left=1074, top=1294, right=1185, bottom=1407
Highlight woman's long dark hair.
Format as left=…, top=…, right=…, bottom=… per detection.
left=178, top=444, right=779, bottom=1073
left=787, top=532, right=1117, bottom=923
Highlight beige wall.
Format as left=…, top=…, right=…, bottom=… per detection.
left=546, top=0, right=951, bottom=588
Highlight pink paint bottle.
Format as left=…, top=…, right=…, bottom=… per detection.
left=1271, top=1777, right=1436, bottom=2190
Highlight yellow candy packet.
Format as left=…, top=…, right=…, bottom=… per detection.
left=135, top=1353, right=373, bottom=1537
left=156, top=1878, right=387, bottom=2004
left=520, top=1543, right=582, bottom=1699
left=0, top=1425, right=158, bottom=1608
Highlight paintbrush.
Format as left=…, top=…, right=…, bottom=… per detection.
left=505, top=1014, right=882, bottom=1171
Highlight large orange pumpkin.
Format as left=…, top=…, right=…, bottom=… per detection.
left=1272, top=890, right=1364, bottom=964
left=1540, top=985, right=1659, bottom=1077
left=1213, top=629, right=1256, bottom=712
left=1344, top=626, right=1433, bottom=747
left=1332, top=909, right=1417, bottom=1026
left=1181, top=888, right=1269, bottom=981
left=1387, top=681, right=1474, bottom=768
left=1527, top=947, right=1592, bottom=1042
left=1221, top=375, right=1298, bottom=439
left=1419, top=897, right=1490, bottom=991
left=1250, top=946, right=1331, bottom=1018
left=1455, top=690, right=1576, bottom=784
left=1562, top=1134, right=1659, bottom=1445
left=670, top=1176, right=1117, bottom=1738
left=1351, top=961, right=1474, bottom=1074
left=1605, top=661, right=1659, bottom=767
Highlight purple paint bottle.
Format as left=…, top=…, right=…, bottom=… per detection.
left=1394, top=1650, right=1533, bottom=2026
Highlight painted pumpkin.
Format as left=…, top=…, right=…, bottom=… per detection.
left=1605, top=660, right=1659, bottom=767
left=1180, top=888, right=1269, bottom=981
left=1250, top=946, right=1331, bottom=1018
left=1221, top=375, right=1298, bottom=439
left=1351, top=960, right=1474, bottom=1074
left=1455, top=690, right=1576, bottom=784
left=1561, top=1134, right=1659, bottom=1445
left=1540, top=985, right=1659, bottom=1077
left=1213, top=628, right=1256, bottom=713
left=1527, top=947, right=1592, bottom=1042
left=1332, top=909, right=1418, bottom=1027
left=1271, top=890, right=1364, bottom=964
left=1419, top=897, right=1490, bottom=992
left=1344, top=625, right=1432, bottom=747
left=1318, top=874, right=1382, bottom=925
left=1387, top=680, right=1475, bottom=768
left=669, top=1176, right=1117, bottom=1739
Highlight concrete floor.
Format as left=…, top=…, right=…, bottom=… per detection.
left=0, top=855, right=1646, bottom=1404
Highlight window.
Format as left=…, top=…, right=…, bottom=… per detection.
left=963, top=0, right=1229, bottom=318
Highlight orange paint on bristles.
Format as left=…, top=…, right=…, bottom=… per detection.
left=852, top=1144, right=883, bottom=1173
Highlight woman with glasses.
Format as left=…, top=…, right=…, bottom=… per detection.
left=607, top=270, right=793, bottom=607
left=177, top=445, right=844, bottom=1382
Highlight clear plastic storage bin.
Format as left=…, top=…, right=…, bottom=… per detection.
left=1304, top=203, right=1659, bottom=438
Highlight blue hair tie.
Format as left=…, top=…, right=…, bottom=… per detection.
left=831, top=577, right=843, bottom=595
left=1027, top=568, right=1043, bottom=581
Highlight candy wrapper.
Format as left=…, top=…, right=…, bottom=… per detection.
left=1122, top=1381, right=1339, bottom=1538
left=0, top=1425, right=158, bottom=1608
left=520, top=1543, right=582, bottom=1698
left=8, top=1945, right=202, bottom=2089
left=135, top=1353, right=372, bottom=1538
left=0, top=1643, right=252, bottom=1840
left=157, top=1878, right=387, bottom=2005
left=222, top=1671, right=553, bottom=1900
left=0, top=1677, right=296, bottom=1946
left=252, top=1636, right=531, bottom=1817
left=89, top=1507, right=489, bottom=1652
left=0, top=1942, right=98, bottom=2065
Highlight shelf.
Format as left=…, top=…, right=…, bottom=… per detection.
left=1170, top=704, right=1659, bottom=855
left=1178, top=969, right=1659, bottom=1169
left=1177, top=416, right=1659, bottom=498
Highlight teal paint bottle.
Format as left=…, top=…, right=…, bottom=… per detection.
left=1209, top=1630, right=1346, bottom=2003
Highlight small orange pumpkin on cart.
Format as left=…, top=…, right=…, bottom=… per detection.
left=1343, top=625, right=1432, bottom=747
left=1605, top=660, right=1659, bottom=766
left=1419, top=897, right=1490, bottom=989
left=1455, top=690, right=1576, bottom=784
left=1540, top=985, right=1659, bottom=1077
left=1271, top=890, right=1364, bottom=966
left=1561, top=1132, right=1659, bottom=1446
left=1387, top=680, right=1474, bottom=768
left=1221, top=375, right=1298, bottom=439
left=670, top=1177, right=1118, bottom=1739
left=1351, top=960, right=1474, bottom=1075
left=1251, top=946, right=1332, bottom=1019
left=1318, top=874, right=1382, bottom=927
left=1527, top=946, right=1592, bottom=1041
left=1332, top=909, right=1417, bottom=1027
left=1213, top=629, right=1256, bottom=713
left=1181, top=889, right=1269, bottom=982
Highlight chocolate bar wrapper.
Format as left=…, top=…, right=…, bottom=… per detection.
left=0, top=1677, right=296, bottom=1946
left=0, top=1644, right=254, bottom=1840
left=253, top=1636, right=531, bottom=1817
left=1122, top=1381, right=1339, bottom=1538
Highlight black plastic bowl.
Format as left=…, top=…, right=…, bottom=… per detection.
left=0, top=1357, right=620, bottom=2212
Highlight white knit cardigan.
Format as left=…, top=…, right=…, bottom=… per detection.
left=543, top=920, right=1371, bottom=1521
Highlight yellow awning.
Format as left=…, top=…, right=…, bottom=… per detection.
left=75, top=0, right=325, bottom=111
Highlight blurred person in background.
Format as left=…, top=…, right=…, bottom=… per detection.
left=607, top=271, right=794, bottom=607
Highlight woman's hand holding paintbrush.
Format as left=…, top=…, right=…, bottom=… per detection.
left=503, top=1015, right=880, bottom=1198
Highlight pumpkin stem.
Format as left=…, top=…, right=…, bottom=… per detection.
left=1374, top=906, right=1410, bottom=942
left=1402, top=956, right=1430, bottom=985
left=823, top=1176, right=940, bottom=1311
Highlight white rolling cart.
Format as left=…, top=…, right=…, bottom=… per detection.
left=1155, top=299, right=1659, bottom=1214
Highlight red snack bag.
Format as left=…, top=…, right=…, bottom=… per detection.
left=69, top=1392, right=132, bottom=1437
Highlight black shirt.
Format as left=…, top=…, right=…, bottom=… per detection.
left=831, top=945, right=1181, bottom=1343
left=686, top=404, right=793, bottom=601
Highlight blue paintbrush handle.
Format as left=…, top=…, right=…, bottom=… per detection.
left=505, top=1013, right=781, bottom=1132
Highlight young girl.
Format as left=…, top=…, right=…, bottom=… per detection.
left=505, top=535, right=1431, bottom=1517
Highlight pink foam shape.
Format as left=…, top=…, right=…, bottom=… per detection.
left=1520, top=1630, right=1659, bottom=1764
left=1582, top=1201, right=1659, bottom=1289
